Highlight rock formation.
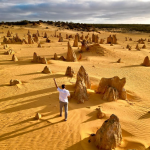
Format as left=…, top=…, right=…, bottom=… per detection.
left=33, top=52, right=47, bottom=64
left=88, top=38, right=92, bottom=44
left=107, top=35, right=117, bottom=44
left=4, top=49, right=15, bottom=55
left=92, top=34, right=95, bottom=42
left=73, top=34, right=78, bottom=47
left=100, top=39, right=104, bottom=44
left=66, top=34, right=68, bottom=39
left=96, top=76, right=126, bottom=100
left=142, top=56, right=150, bottom=67
left=38, top=42, right=42, bottom=48
left=35, top=113, right=41, bottom=120
left=65, top=66, right=75, bottom=77
left=54, top=30, right=57, bottom=37
left=7, top=30, right=11, bottom=37
left=85, top=35, right=89, bottom=40
left=22, top=39, right=28, bottom=44
left=28, top=34, right=34, bottom=44
left=81, top=40, right=88, bottom=52
left=107, top=35, right=112, bottom=44
left=126, top=44, right=130, bottom=49
left=77, top=33, right=80, bottom=42
left=46, top=38, right=50, bottom=43
left=96, top=108, right=105, bottom=119
left=54, top=53, right=58, bottom=60
left=69, top=35, right=73, bottom=38
left=76, top=66, right=91, bottom=89
left=117, top=58, right=121, bottom=63
left=12, top=54, right=18, bottom=62
left=142, top=44, right=146, bottom=49
left=42, top=66, right=52, bottom=74
left=58, top=37, right=63, bottom=42
left=103, top=87, right=119, bottom=101
left=78, top=54, right=82, bottom=61
left=34, top=33, right=39, bottom=43
left=80, top=35, right=84, bottom=40
left=3, top=44, right=9, bottom=49
left=59, top=56, right=66, bottom=61
left=44, top=32, right=47, bottom=38
left=95, top=114, right=122, bottom=150
left=10, top=79, right=22, bottom=86
left=59, top=33, right=61, bottom=38
left=135, top=44, right=140, bottom=50
left=37, top=30, right=40, bottom=37
left=74, top=77, right=88, bottom=103
left=27, top=30, right=30, bottom=35
left=112, top=35, right=117, bottom=44
left=66, top=41, right=77, bottom=62
left=95, top=35, right=99, bottom=43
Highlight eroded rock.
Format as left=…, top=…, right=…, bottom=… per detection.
left=66, top=41, right=77, bottom=62
left=96, top=108, right=105, bottom=119
left=95, top=114, right=122, bottom=150
left=74, top=77, right=88, bottom=103
left=12, top=54, right=18, bottom=62
left=10, top=79, right=22, bottom=86
left=96, top=76, right=126, bottom=100
left=142, top=56, right=150, bottom=67
left=42, top=66, right=52, bottom=74
left=76, top=66, right=91, bottom=89
left=35, top=113, right=41, bottom=120
left=65, top=66, right=75, bottom=77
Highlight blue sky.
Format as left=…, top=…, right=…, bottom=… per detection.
left=0, top=0, right=150, bottom=23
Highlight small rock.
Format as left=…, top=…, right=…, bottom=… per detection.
left=35, top=113, right=41, bottom=120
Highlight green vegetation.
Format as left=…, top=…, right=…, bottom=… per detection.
left=0, top=20, right=150, bottom=33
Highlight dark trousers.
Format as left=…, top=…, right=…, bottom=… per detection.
left=59, top=101, right=68, bottom=120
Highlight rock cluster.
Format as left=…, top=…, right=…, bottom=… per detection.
left=28, top=34, right=34, bottom=44
left=3, top=34, right=22, bottom=44
left=33, top=52, right=47, bottom=64
left=33, top=33, right=39, bottom=43
left=4, top=49, right=15, bottom=55
left=107, top=35, right=117, bottom=44
left=96, top=76, right=126, bottom=101
left=95, top=114, right=122, bottom=150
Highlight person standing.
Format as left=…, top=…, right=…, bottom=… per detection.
left=53, top=78, right=70, bottom=121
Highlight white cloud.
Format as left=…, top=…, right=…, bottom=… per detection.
left=0, top=0, right=150, bottom=23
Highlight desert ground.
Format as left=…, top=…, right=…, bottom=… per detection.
left=0, top=23, right=150, bottom=150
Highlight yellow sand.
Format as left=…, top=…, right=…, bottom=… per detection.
left=0, top=23, right=150, bottom=150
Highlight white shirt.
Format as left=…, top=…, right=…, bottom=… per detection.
left=57, top=87, right=70, bottom=103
